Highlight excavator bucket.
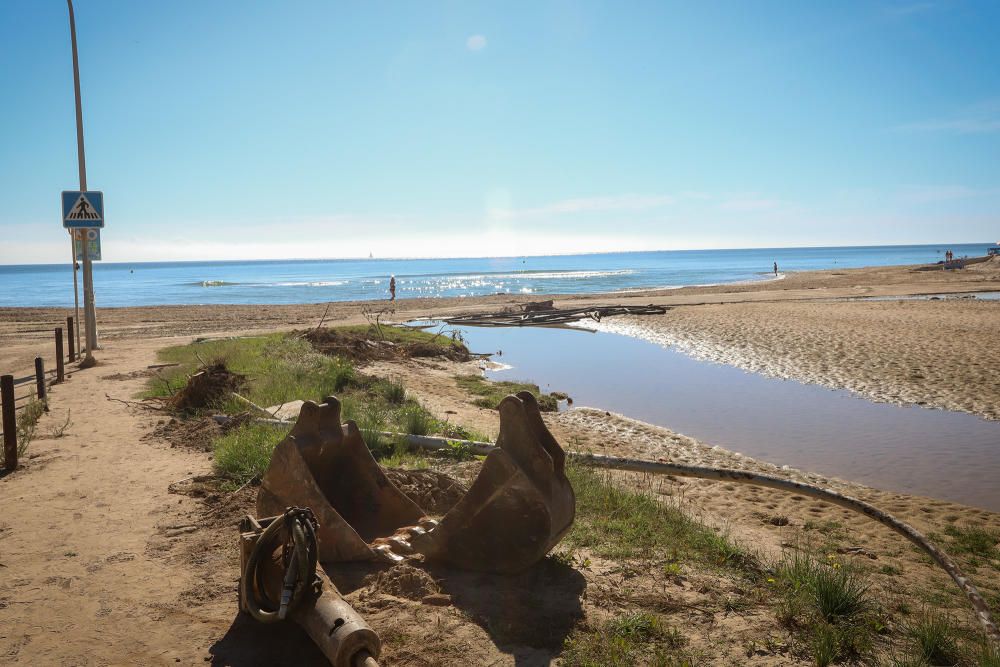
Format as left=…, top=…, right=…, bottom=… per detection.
left=409, top=391, right=575, bottom=573
left=257, top=392, right=575, bottom=573
left=257, top=397, right=425, bottom=562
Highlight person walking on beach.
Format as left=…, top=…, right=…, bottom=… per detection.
left=773, top=261, right=778, bottom=276
left=389, top=275, right=396, bottom=302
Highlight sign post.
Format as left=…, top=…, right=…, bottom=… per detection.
left=68, top=230, right=81, bottom=361
left=66, top=0, right=99, bottom=366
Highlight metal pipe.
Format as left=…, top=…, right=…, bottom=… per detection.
left=570, top=452, right=998, bottom=642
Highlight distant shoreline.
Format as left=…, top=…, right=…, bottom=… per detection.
left=1, top=243, right=994, bottom=309
left=1, top=240, right=995, bottom=269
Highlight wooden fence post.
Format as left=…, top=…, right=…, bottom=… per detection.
left=67, top=316, right=76, bottom=361
left=56, top=327, right=65, bottom=383
left=34, top=357, right=47, bottom=409
left=1, top=374, right=16, bottom=471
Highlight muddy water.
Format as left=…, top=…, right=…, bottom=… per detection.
left=452, top=323, right=1000, bottom=511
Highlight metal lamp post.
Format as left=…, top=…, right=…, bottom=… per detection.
left=67, top=0, right=98, bottom=365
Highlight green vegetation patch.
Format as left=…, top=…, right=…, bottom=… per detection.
left=147, top=331, right=458, bottom=483
left=943, top=524, right=1000, bottom=560
left=1, top=397, right=45, bottom=467
left=148, top=334, right=354, bottom=410
left=771, top=551, right=887, bottom=663
left=565, top=465, right=757, bottom=573
left=329, top=323, right=466, bottom=348
left=214, top=422, right=291, bottom=486
left=562, top=612, right=689, bottom=666
left=455, top=374, right=558, bottom=412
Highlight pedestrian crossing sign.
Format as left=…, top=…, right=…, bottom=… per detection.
left=62, top=190, right=104, bottom=228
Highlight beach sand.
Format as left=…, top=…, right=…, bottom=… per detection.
left=1, top=257, right=999, bottom=663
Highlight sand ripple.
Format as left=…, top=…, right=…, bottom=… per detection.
left=592, top=300, right=1000, bottom=421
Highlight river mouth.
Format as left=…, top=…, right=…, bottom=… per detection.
left=433, top=321, right=1000, bottom=511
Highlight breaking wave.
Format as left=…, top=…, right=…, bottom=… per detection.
left=440, top=269, right=634, bottom=281
left=194, top=280, right=240, bottom=287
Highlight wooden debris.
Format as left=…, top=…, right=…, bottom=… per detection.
left=443, top=304, right=667, bottom=327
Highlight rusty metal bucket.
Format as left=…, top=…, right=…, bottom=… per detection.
left=257, top=392, right=575, bottom=573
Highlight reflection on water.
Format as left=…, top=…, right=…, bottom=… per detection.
left=451, top=323, right=1000, bottom=511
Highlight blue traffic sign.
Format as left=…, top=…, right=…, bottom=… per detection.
left=62, top=190, right=104, bottom=228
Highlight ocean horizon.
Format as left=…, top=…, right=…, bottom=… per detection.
left=1, top=242, right=994, bottom=308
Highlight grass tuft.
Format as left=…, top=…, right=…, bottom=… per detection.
left=3, top=397, right=47, bottom=466
left=775, top=552, right=871, bottom=624
left=905, top=610, right=963, bottom=667
left=943, top=524, right=999, bottom=560
left=213, top=422, right=290, bottom=486
left=562, top=613, right=687, bottom=666
left=566, top=465, right=757, bottom=574
left=455, top=374, right=558, bottom=412
left=357, top=403, right=391, bottom=457
left=379, top=377, right=407, bottom=405
left=395, top=404, right=435, bottom=436
left=812, top=623, right=839, bottom=667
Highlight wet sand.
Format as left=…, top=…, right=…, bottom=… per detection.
left=596, top=297, right=1000, bottom=421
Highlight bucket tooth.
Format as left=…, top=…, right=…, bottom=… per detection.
left=257, top=397, right=425, bottom=562
left=410, top=391, right=575, bottom=573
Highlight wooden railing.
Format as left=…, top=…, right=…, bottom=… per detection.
left=1, top=317, right=77, bottom=472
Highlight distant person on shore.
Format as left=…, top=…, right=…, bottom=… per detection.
left=389, top=275, right=396, bottom=302
left=773, top=261, right=778, bottom=276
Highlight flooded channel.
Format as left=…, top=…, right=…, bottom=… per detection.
left=447, top=323, right=1000, bottom=511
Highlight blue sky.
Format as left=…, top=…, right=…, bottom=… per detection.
left=1, top=0, right=998, bottom=263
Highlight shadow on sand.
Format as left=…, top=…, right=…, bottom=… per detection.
left=207, top=557, right=585, bottom=666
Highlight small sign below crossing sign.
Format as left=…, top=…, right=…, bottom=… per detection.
left=73, top=228, right=102, bottom=261
left=62, top=190, right=104, bottom=228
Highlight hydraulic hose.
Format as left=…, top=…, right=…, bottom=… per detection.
left=571, top=453, right=999, bottom=644
left=218, top=415, right=999, bottom=644
left=241, top=507, right=319, bottom=624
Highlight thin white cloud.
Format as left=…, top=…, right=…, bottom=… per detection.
left=466, top=35, right=487, bottom=51
left=895, top=100, right=1000, bottom=134
left=489, top=194, right=676, bottom=221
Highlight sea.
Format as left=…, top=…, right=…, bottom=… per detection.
left=0, top=243, right=993, bottom=308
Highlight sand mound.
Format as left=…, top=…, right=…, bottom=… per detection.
left=169, top=363, right=246, bottom=413
left=384, top=468, right=468, bottom=515
left=303, top=328, right=471, bottom=363
left=967, top=255, right=1000, bottom=273
left=362, top=564, right=440, bottom=600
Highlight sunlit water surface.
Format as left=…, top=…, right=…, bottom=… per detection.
left=447, top=324, right=1000, bottom=511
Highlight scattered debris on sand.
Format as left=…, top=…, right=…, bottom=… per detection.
left=383, top=468, right=468, bottom=515
left=151, top=416, right=223, bottom=452
left=303, top=328, right=471, bottom=363
left=168, top=363, right=246, bottom=413
left=443, top=304, right=667, bottom=327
